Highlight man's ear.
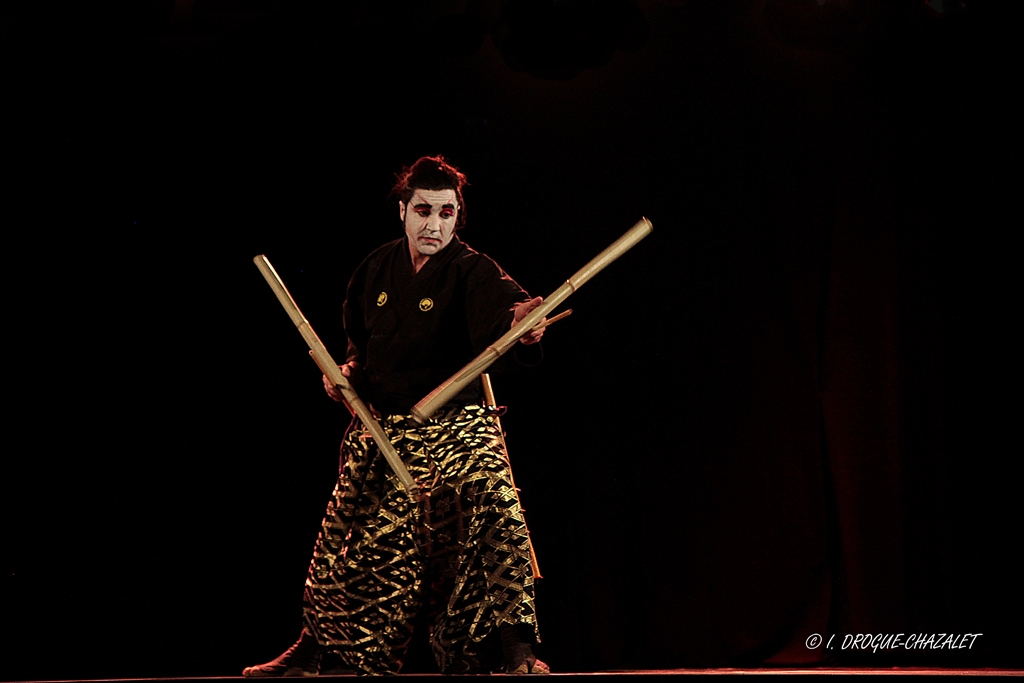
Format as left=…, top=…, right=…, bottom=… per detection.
left=398, top=201, right=406, bottom=222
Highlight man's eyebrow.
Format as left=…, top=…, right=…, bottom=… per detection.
left=412, top=202, right=457, bottom=210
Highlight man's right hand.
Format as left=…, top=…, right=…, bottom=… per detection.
left=323, top=362, right=360, bottom=402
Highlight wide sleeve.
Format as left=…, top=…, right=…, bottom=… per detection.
left=343, top=259, right=369, bottom=368
left=462, top=253, right=542, bottom=367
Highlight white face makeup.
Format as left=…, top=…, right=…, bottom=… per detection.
left=400, top=188, right=459, bottom=268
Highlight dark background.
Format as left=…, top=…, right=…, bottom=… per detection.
left=3, top=0, right=1018, bottom=678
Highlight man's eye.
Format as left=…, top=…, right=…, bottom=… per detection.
left=416, top=210, right=430, bottom=217
left=440, top=210, right=454, bottom=219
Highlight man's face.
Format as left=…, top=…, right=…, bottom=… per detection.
left=400, top=188, right=459, bottom=259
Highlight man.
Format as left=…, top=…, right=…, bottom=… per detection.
left=243, top=156, right=549, bottom=676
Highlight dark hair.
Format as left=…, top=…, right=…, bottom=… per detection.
left=391, top=155, right=468, bottom=229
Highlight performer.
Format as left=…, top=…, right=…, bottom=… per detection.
left=244, top=156, right=549, bottom=676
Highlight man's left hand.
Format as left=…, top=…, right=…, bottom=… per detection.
left=512, top=296, right=546, bottom=345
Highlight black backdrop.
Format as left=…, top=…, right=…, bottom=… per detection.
left=3, top=0, right=1018, bottom=678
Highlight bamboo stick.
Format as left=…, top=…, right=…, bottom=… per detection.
left=254, top=255, right=419, bottom=497
left=481, top=373, right=542, bottom=580
left=531, top=308, right=572, bottom=332
left=411, top=218, right=652, bottom=423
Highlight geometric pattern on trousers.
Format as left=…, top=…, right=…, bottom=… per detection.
left=301, top=403, right=538, bottom=674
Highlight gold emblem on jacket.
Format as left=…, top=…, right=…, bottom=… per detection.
left=377, top=292, right=387, bottom=306
left=419, top=298, right=434, bottom=311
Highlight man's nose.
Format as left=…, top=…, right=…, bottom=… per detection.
left=425, top=214, right=442, bottom=232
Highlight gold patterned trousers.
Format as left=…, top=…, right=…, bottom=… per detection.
left=301, top=403, right=538, bottom=675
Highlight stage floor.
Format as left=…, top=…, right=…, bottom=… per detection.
left=12, top=670, right=1023, bottom=682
